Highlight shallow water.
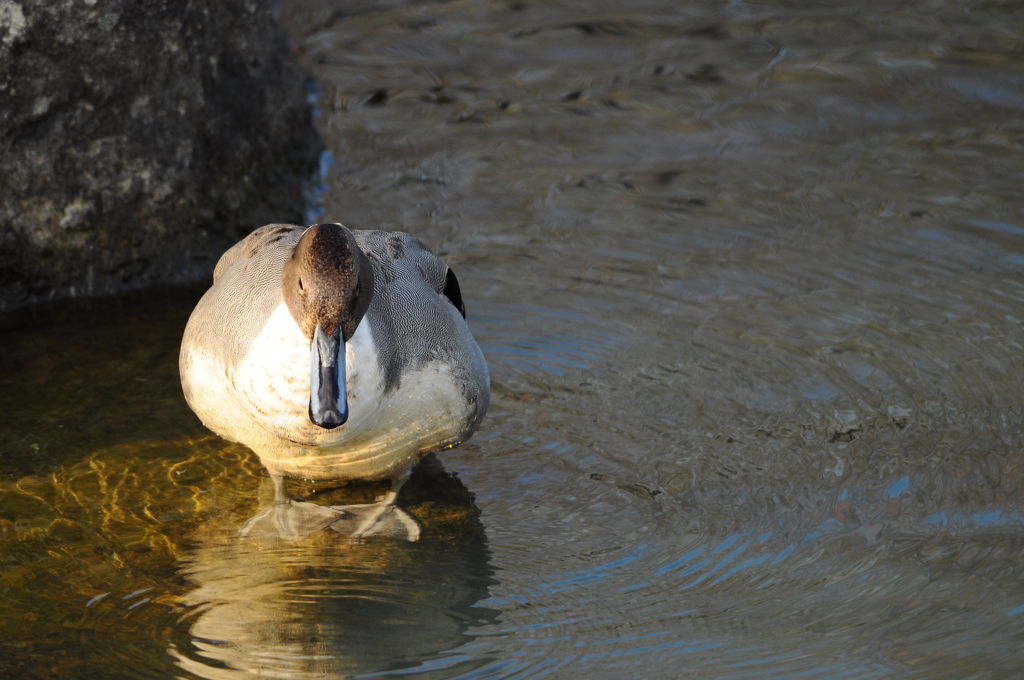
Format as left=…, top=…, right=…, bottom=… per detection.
left=4, top=0, right=1024, bottom=677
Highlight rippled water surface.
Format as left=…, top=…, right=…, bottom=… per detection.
left=4, top=0, right=1024, bottom=677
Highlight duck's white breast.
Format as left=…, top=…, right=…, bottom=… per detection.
left=230, top=303, right=380, bottom=445
left=229, top=303, right=470, bottom=480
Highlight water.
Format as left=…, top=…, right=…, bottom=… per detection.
left=3, top=0, right=1024, bottom=677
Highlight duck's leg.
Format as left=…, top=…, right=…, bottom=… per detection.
left=328, top=472, right=421, bottom=542
left=270, top=472, right=289, bottom=502
left=239, top=474, right=350, bottom=541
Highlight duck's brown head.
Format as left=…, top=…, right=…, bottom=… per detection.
left=282, top=223, right=375, bottom=430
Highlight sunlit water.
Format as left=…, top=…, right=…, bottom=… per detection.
left=4, top=0, right=1024, bottom=677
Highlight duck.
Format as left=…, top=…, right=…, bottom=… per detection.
left=179, top=223, right=489, bottom=541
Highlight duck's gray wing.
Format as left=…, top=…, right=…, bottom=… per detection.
left=352, top=230, right=488, bottom=416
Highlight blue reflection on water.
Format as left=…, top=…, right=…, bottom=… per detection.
left=951, top=79, right=1024, bottom=108
left=541, top=544, right=649, bottom=594
left=656, top=546, right=707, bottom=576
left=969, top=219, right=1024, bottom=236
left=920, top=509, right=1024, bottom=529
left=801, top=382, right=842, bottom=401
left=887, top=475, right=910, bottom=498
left=680, top=539, right=751, bottom=591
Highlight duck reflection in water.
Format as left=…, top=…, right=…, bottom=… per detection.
left=180, top=223, right=490, bottom=541
left=170, top=455, right=499, bottom=680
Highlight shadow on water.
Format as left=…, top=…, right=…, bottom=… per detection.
left=169, top=455, right=500, bottom=680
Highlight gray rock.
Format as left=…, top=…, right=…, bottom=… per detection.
left=0, top=0, right=322, bottom=310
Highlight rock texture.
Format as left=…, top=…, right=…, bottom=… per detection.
left=0, top=0, right=322, bottom=310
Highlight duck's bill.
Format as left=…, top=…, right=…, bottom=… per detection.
left=309, top=324, right=348, bottom=429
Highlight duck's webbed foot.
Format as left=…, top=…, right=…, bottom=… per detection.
left=328, top=474, right=421, bottom=542
left=328, top=503, right=420, bottom=541
left=239, top=474, right=350, bottom=541
left=239, top=500, right=350, bottom=541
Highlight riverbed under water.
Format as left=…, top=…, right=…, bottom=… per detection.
left=3, top=0, right=1024, bottom=678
